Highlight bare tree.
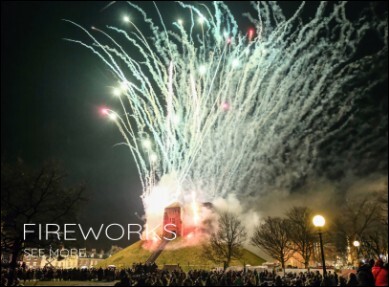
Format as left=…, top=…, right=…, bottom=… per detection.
left=202, top=212, right=247, bottom=268
left=251, top=217, right=293, bottom=271
left=286, top=206, right=316, bottom=268
left=332, top=190, right=388, bottom=261
left=1, top=159, right=87, bottom=285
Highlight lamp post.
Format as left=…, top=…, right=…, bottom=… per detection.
left=313, top=215, right=327, bottom=277
left=353, top=240, right=360, bottom=266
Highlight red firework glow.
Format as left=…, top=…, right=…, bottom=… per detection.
left=100, top=107, right=109, bottom=115
left=221, top=102, right=231, bottom=111
left=248, top=28, right=254, bottom=41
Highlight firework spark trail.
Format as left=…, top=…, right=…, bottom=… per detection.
left=67, top=2, right=387, bottom=222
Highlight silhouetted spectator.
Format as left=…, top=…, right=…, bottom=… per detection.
left=357, top=261, right=375, bottom=287
left=346, top=273, right=358, bottom=286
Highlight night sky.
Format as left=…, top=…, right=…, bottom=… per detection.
left=1, top=1, right=149, bottom=249
left=2, top=1, right=387, bottom=249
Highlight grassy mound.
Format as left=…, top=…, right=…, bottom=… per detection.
left=97, top=239, right=265, bottom=271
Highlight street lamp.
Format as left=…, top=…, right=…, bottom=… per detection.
left=353, top=240, right=361, bottom=265
left=313, top=215, right=327, bottom=277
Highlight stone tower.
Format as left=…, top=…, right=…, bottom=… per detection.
left=163, top=202, right=183, bottom=238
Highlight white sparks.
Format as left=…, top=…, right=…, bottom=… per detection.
left=142, top=139, right=152, bottom=150
left=150, top=153, right=158, bottom=163
left=108, top=113, right=117, bottom=121
left=68, top=2, right=387, bottom=228
left=198, top=15, right=205, bottom=24
left=198, top=65, right=207, bottom=75
left=113, top=87, right=121, bottom=97
left=123, top=16, right=130, bottom=23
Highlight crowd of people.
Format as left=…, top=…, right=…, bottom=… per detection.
left=110, top=260, right=388, bottom=287
left=113, top=269, right=330, bottom=286
left=1, top=265, right=118, bottom=285
left=1, top=259, right=388, bottom=286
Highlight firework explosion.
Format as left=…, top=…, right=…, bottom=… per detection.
left=66, top=2, right=387, bottom=232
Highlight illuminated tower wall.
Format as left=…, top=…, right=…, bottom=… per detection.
left=163, top=203, right=183, bottom=238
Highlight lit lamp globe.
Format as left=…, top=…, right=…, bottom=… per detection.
left=353, top=241, right=360, bottom=247
left=313, top=215, right=326, bottom=227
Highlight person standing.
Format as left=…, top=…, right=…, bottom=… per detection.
left=372, top=259, right=388, bottom=287
left=357, top=261, right=375, bottom=286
